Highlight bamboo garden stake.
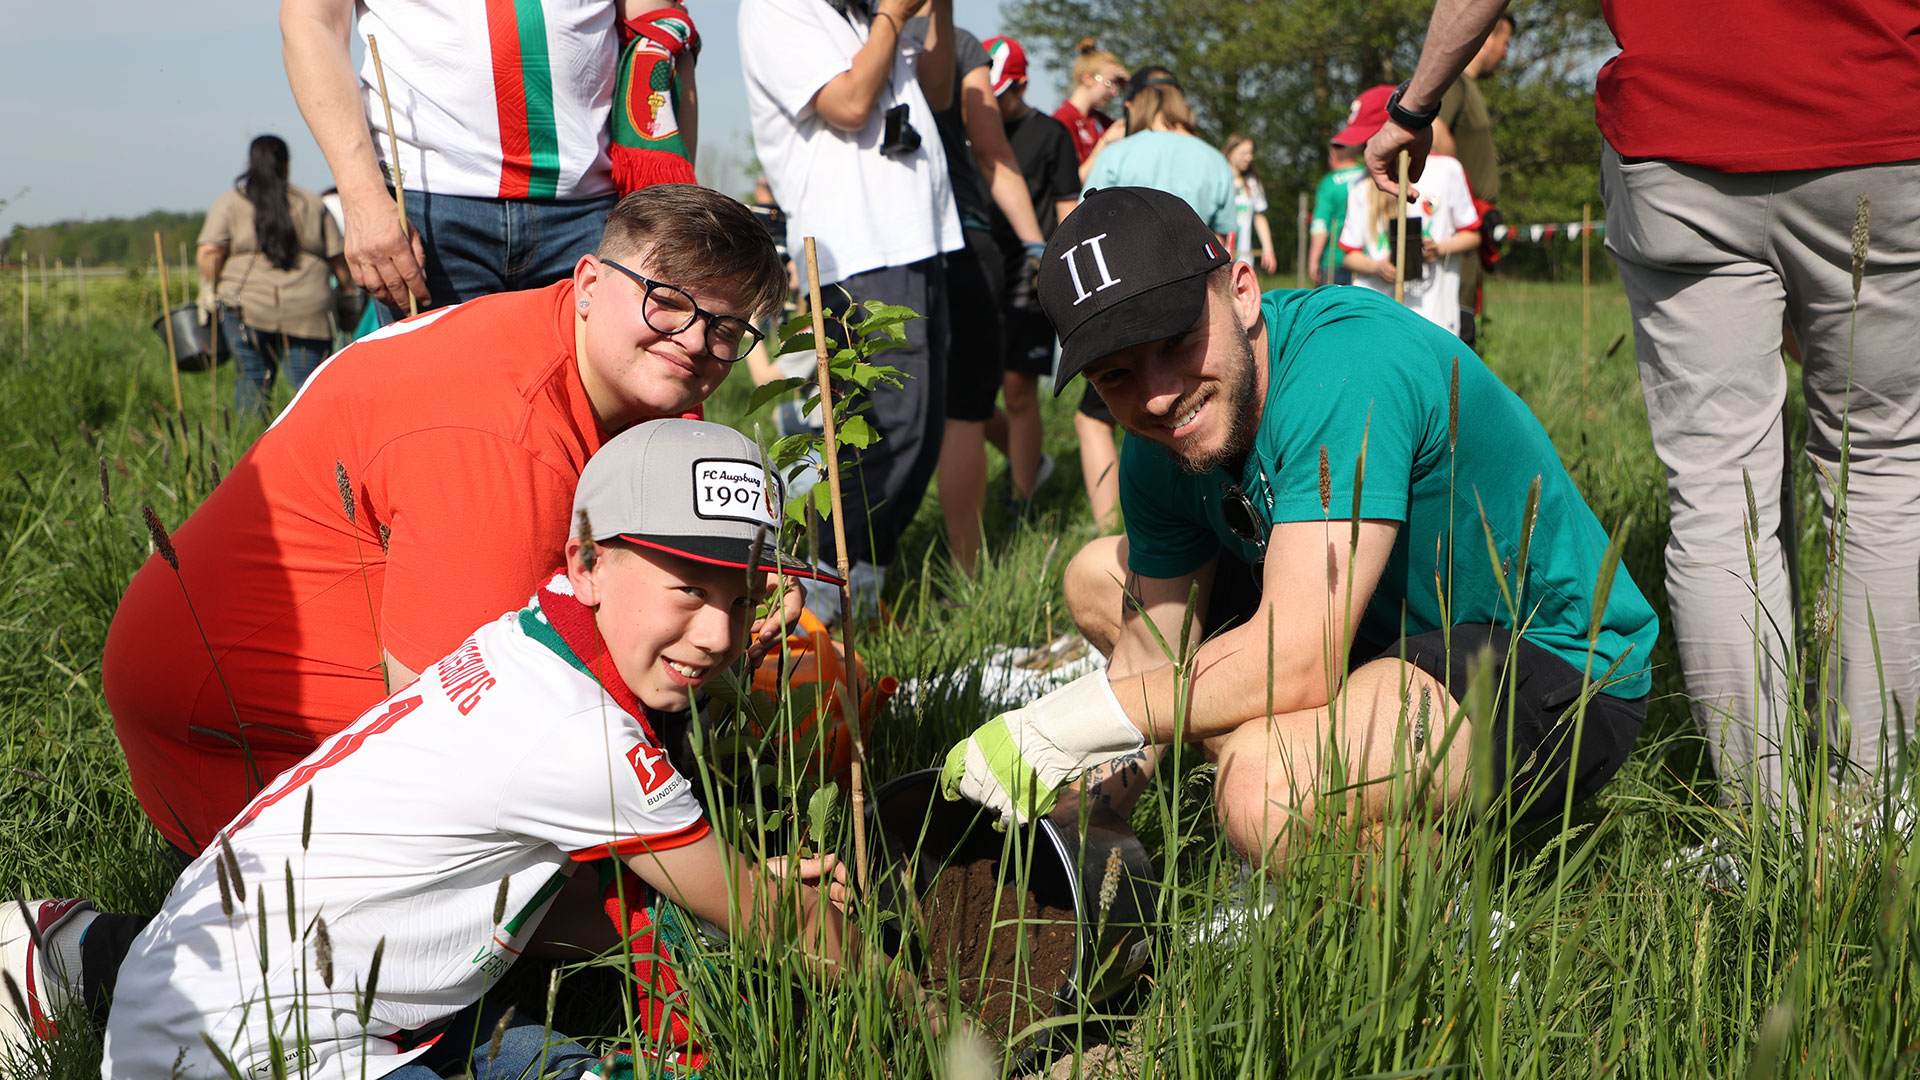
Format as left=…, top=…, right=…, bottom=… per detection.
left=1393, top=151, right=1411, bottom=304
left=1581, top=202, right=1593, bottom=361
left=1295, top=192, right=1310, bottom=288
left=154, top=231, right=184, bottom=412
left=366, top=34, right=418, bottom=316
left=802, top=235, right=869, bottom=892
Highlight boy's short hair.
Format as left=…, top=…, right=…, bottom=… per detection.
left=1329, top=143, right=1360, bottom=162
left=599, top=184, right=788, bottom=320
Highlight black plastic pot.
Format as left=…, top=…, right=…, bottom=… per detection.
left=868, top=769, right=1158, bottom=1040
left=151, top=304, right=229, bottom=372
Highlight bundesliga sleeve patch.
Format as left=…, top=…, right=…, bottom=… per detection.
left=625, top=741, right=693, bottom=810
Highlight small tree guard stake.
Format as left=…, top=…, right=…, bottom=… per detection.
left=155, top=230, right=184, bottom=412
left=803, top=235, right=869, bottom=893
left=366, top=34, right=418, bottom=317
left=1393, top=151, right=1411, bottom=305
left=1295, top=191, right=1309, bottom=288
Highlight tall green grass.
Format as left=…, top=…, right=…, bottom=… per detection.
left=1, top=275, right=1915, bottom=1078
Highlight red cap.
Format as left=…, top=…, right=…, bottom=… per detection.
left=1332, top=84, right=1397, bottom=147
left=983, top=36, right=1028, bottom=95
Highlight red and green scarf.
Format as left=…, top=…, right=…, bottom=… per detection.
left=520, top=576, right=712, bottom=1076
left=610, top=5, right=701, bottom=194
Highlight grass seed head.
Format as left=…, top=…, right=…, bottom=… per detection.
left=335, top=460, right=355, bottom=524
left=358, top=937, right=386, bottom=1025
left=216, top=855, right=234, bottom=919
left=1, top=971, right=27, bottom=1028
left=378, top=523, right=391, bottom=553
left=97, top=456, right=110, bottom=510
left=1099, top=845, right=1124, bottom=916
left=285, top=861, right=298, bottom=943
left=487, top=1005, right=517, bottom=1061
left=493, top=874, right=511, bottom=927
left=1851, top=195, right=1871, bottom=301
left=576, top=509, right=596, bottom=572
left=218, top=831, right=245, bottom=897
left=141, top=503, right=178, bottom=570
left=301, top=787, right=313, bottom=851
left=1318, top=445, right=1331, bottom=513
left=314, top=916, right=335, bottom=987
left=1448, top=356, right=1460, bottom=451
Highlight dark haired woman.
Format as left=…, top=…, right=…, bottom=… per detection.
left=196, top=135, right=346, bottom=414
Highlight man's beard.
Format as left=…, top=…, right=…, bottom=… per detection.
left=1167, top=331, right=1260, bottom=476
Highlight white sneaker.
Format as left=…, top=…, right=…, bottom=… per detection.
left=1181, top=860, right=1279, bottom=947
left=1661, top=834, right=1747, bottom=891
left=1449, top=889, right=1521, bottom=991
left=0, top=898, right=91, bottom=1046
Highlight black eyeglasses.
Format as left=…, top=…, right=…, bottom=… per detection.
left=600, top=259, right=762, bottom=363
left=1220, top=482, right=1269, bottom=569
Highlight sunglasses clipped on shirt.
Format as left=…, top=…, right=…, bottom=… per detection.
left=600, top=259, right=763, bottom=363
left=1220, top=481, right=1269, bottom=574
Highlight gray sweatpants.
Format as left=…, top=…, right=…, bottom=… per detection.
left=1602, top=143, right=1920, bottom=806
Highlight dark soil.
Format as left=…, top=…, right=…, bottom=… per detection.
left=922, top=851, right=1079, bottom=1048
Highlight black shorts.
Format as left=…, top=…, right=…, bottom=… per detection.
left=1200, top=556, right=1642, bottom=822
left=943, top=227, right=1008, bottom=422
left=999, top=239, right=1056, bottom=376
left=1004, top=307, right=1056, bottom=376
left=1371, top=626, right=1644, bottom=822
left=1078, top=382, right=1116, bottom=423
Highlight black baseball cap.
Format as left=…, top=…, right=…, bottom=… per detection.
left=1038, top=186, right=1229, bottom=394
left=1126, top=65, right=1181, bottom=102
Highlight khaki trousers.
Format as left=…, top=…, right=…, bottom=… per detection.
left=1602, top=142, right=1920, bottom=805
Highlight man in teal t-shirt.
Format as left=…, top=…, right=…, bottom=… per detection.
left=941, top=188, right=1656, bottom=866
left=1307, top=144, right=1365, bottom=285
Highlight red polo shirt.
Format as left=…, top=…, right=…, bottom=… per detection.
left=1596, top=0, right=1920, bottom=172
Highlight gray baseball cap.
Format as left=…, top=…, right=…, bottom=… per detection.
left=573, top=418, right=841, bottom=584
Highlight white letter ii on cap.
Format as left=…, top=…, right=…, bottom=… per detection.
left=1060, top=233, right=1122, bottom=306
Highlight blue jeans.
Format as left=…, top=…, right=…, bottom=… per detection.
left=224, top=310, right=330, bottom=416
left=372, top=189, right=617, bottom=325
left=383, top=997, right=595, bottom=1080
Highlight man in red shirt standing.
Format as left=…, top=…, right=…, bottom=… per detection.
left=1367, top=0, right=1920, bottom=814
left=1593, top=1, right=1920, bottom=810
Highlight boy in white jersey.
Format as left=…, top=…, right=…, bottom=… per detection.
left=100, top=419, right=857, bottom=1080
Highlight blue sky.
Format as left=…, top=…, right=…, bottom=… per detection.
left=0, top=0, right=1068, bottom=235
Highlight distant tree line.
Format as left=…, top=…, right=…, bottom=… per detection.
left=1005, top=0, right=1616, bottom=278
left=5, top=211, right=206, bottom=268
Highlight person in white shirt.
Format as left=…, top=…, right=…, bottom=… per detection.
left=739, top=0, right=963, bottom=620
left=1336, top=88, right=1481, bottom=337
left=282, top=0, right=697, bottom=319
left=100, top=420, right=875, bottom=1080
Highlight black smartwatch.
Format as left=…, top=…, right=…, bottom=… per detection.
left=1385, top=80, right=1439, bottom=131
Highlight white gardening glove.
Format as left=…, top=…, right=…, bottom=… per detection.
left=939, top=670, right=1143, bottom=828
left=196, top=277, right=219, bottom=324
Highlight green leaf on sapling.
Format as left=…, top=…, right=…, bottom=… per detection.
left=747, top=376, right=815, bottom=417
left=838, top=415, right=879, bottom=449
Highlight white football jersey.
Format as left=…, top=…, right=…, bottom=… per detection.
left=102, top=592, right=707, bottom=1080
left=357, top=0, right=619, bottom=200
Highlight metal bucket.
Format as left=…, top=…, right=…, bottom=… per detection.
left=869, top=769, right=1158, bottom=1042
left=151, top=304, right=229, bottom=372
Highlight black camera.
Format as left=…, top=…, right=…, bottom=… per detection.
left=880, top=103, right=921, bottom=158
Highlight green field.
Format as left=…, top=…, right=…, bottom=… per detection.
left=2, top=272, right=1916, bottom=1079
